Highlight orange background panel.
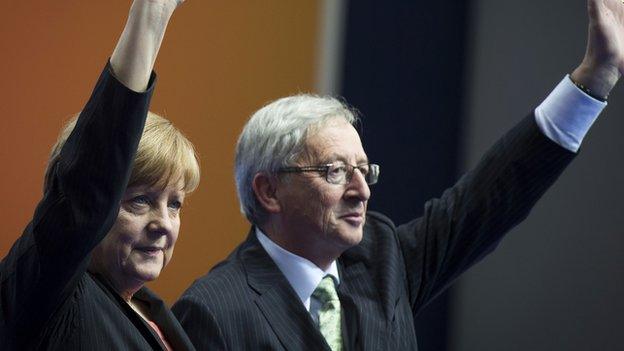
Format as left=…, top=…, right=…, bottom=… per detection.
left=0, top=1, right=319, bottom=304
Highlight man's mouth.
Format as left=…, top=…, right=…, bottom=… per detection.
left=340, top=212, right=364, bottom=226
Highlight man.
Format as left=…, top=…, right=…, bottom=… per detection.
left=173, top=1, right=622, bottom=350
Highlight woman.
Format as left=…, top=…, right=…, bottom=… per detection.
left=0, top=1, right=198, bottom=350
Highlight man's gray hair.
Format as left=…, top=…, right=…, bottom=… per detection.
left=235, top=94, right=358, bottom=224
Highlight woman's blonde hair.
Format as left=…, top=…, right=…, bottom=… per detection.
left=44, top=112, right=200, bottom=194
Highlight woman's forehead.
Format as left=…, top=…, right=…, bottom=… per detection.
left=127, top=177, right=186, bottom=193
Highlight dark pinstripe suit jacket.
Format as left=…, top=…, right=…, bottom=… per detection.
left=0, top=65, right=195, bottom=351
left=173, top=115, right=575, bottom=350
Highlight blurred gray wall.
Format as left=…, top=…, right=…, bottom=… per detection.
left=451, top=1, right=624, bottom=350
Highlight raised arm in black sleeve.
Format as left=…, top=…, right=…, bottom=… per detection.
left=0, top=63, right=155, bottom=349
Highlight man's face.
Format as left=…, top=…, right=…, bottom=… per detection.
left=276, top=118, right=371, bottom=258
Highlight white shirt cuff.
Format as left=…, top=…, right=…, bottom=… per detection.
left=534, top=75, right=606, bottom=152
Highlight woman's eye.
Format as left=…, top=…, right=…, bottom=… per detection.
left=131, top=195, right=150, bottom=206
left=169, top=200, right=183, bottom=210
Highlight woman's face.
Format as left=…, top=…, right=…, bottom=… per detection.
left=90, top=180, right=185, bottom=294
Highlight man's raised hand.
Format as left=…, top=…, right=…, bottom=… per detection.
left=572, top=0, right=624, bottom=99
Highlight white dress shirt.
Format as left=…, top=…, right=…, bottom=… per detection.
left=256, top=228, right=339, bottom=324
left=256, top=75, right=606, bottom=322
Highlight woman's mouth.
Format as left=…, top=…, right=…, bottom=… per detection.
left=135, top=246, right=163, bottom=257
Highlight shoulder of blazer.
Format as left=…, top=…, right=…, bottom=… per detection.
left=178, top=232, right=260, bottom=306
left=186, top=258, right=247, bottom=298
left=365, top=211, right=396, bottom=232
left=341, top=211, right=401, bottom=265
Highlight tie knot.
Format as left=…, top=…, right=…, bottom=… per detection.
left=312, top=275, right=339, bottom=303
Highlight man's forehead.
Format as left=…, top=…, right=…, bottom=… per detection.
left=302, top=120, right=367, bottom=163
left=317, top=151, right=369, bottom=164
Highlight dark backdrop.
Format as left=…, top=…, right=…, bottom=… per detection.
left=340, top=2, right=470, bottom=350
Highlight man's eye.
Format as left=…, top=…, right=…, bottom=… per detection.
left=358, top=165, right=370, bottom=176
left=329, top=165, right=347, bottom=175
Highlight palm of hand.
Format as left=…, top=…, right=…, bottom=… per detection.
left=591, top=0, right=624, bottom=73
left=142, top=0, right=185, bottom=15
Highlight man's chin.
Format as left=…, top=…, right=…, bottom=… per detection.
left=336, top=229, right=364, bottom=249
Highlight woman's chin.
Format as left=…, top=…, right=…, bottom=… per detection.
left=125, top=250, right=166, bottom=282
left=126, top=262, right=163, bottom=284
left=141, top=268, right=163, bottom=282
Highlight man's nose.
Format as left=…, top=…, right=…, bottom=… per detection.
left=345, top=168, right=371, bottom=201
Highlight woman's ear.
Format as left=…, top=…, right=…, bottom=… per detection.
left=252, top=173, right=281, bottom=214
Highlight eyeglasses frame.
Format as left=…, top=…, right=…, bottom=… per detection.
left=278, top=162, right=380, bottom=185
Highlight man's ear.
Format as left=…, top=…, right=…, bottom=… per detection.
left=252, top=172, right=281, bottom=214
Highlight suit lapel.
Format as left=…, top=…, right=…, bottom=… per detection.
left=135, top=287, right=196, bottom=351
left=337, top=279, right=359, bottom=351
left=88, top=272, right=166, bottom=350
left=338, top=249, right=391, bottom=350
left=241, top=230, right=330, bottom=351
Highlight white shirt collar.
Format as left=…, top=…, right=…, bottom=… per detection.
left=255, top=227, right=340, bottom=311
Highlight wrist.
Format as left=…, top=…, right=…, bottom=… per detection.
left=571, top=60, right=620, bottom=100
left=110, top=0, right=177, bottom=92
left=129, top=0, right=176, bottom=32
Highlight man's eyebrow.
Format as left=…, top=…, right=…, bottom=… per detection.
left=319, top=153, right=369, bottom=164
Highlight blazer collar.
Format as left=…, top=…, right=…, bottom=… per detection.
left=334, top=229, right=398, bottom=350
left=240, top=229, right=331, bottom=351
left=255, top=227, right=340, bottom=309
left=88, top=272, right=168, bottom=350
left=134, top=287, right=196, bottom=351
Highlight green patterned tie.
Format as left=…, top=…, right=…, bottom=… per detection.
left=312, top=276, right=343, bottom=351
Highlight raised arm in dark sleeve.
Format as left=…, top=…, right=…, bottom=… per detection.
left=0, top=64, right=155, bottom=348
left=397, top=115, right=575, bottom=313
left=400, top=0, right=624, bottom=315
left=0, top=0, right=183, bottom=346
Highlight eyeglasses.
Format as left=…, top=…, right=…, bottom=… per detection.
left=279, top=161, right=380, bottom=185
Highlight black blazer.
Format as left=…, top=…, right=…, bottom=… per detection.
left=172, top=115, right=575, bottom=350
left=0, top=64, right=195, bottom=351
